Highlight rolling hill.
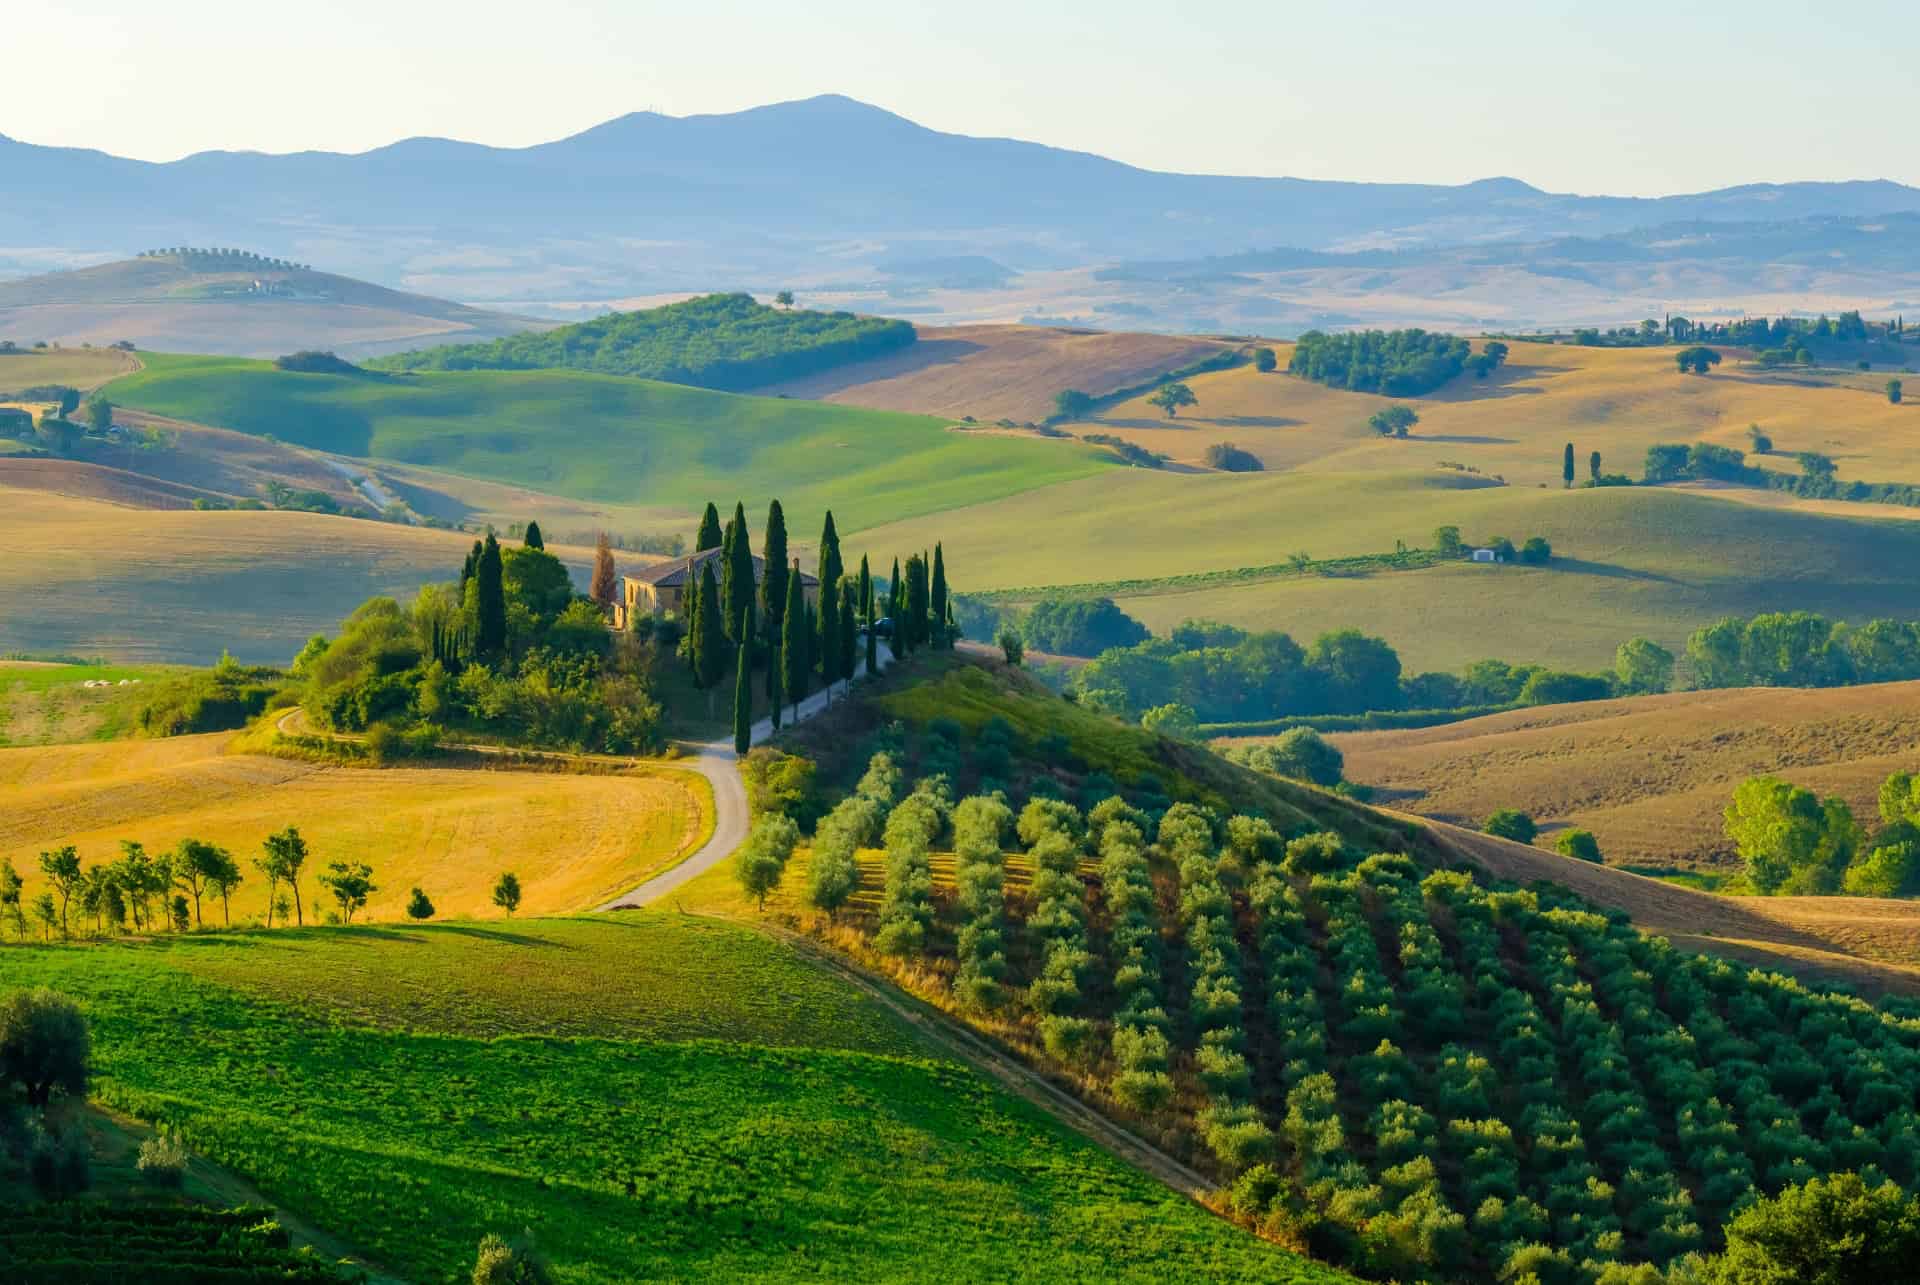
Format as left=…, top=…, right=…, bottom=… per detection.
left=1323, top=681, right=1920, bottom=873
left=101, top=352, right=1113, bottom=528
left=0, top=251, right=538, bottom=358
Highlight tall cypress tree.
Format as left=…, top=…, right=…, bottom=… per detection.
left=930, top=543, right=949, bottom=649
left=695, top=502, right=723, bottom=552
left=524, top=520, right=544, bottom=550
left=474, top=533, right=507, bottom=659
left=857, top=555, right=872, bottom=623
left=761, top=499, right=789, bottom=637
left=1562, top=443, right=1575, bottom=489
left=460, top=538, right=483, bottom=588
left=817, top=512, right=843, bottom=669
left=838, top=584, right=857, bottom=687
left=888, top=557, right=903, bottom=628
left=733, top=642, right=752, bottom=754
left=782, top=560, right=806, bottom=721
left=725, top=501, right=754, bottom=645
left=1589, top=450, right=1602, bottom=483
left=696, top=562, right=727, bottom=694
left=816, top=573, right=841, bottom=684
left=904, top=554, right=930, bottom=654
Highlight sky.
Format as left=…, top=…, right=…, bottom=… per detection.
left=4, top=0, right=1913, bottom=196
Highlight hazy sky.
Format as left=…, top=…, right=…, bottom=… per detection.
left=7, top=0, right=1913, bottom=195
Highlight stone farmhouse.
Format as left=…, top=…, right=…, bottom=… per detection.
left=614, top=547, right=819, bottom=628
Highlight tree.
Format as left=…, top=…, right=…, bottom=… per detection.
left=1484, top=809, right=1537, bottom=844
left=491, top=872, right=522, bottom=916
left=589, top=532, right=617, bottom=610
left=930, top=543, right=949, bottom=649
left=1021, top=597, right=1149, bottom=656
left=474, top=534, right=507, bottom=659
left=1589, top=449, right=1602, bottom=482
left=1053, top=389, right=1094, bottom=418
left=695, top=502, right=723, bottom=552
left=36, top=846, right=80, bottom=937
left=998, top=627, right=1024, bottom=666
left=694, top=562, right=726, bottom=698
left=761, top=499, right=789, bottom=647
left=838, top=585, right=857, bottom=687
left=0, top=859, right=20, bottom=940
left=1614, top=637, right=1675, bottom=695
left=1264, top=727, right=1345, bottom=787
left=773, top=290, right=795, bottom=308
left=815, top=572, right=841, bottom=687
left=782, top=561, right=806, bottom=720
left=31, top=893, right=56, bottom=941
left=84, top=397, right=113, bottom=433
left=1562, top=443, right=1574, bottom=488
left=58, top=388, right=80, bottom=417
left=174, top=839, right=233, bottom=928
left=1369, top=405, right=1418, bottom=437
left=1253, top=347, right=1278, bottom=373
left=1306, top=628, right=1403, bottom=714
left=1433, top=525, right=1464, bottom=558
left=733, top=642, right=752, bottom=754
left=903, top=554, right=931, bottom=654
left=817, top=512, right=843, bottom=664
left=1676, top=345, right=1722, bottom=374
left=260, top=827, right=310, bottom=926
left=734, top=815, right=800, bottom=911
left=1891, top=378, right=1905, bottom=405
left=1147, top=382, right=1197, bottom=418
left=522, top=520, right=544, bottom=550
left=1697, top=1173, right=1920, bottom=1285
left=1555, top=829, right=1602, bottom=862
left=406, top=887, right=435, bottom=920
left=1140, top=703, right=1199, bottom=741
left=0, top=988, right=90, bottom=1107
left=318, top=861, right=376, bottom=924
left=472, top=1231, right=553, bottom=1285
left=1517, top=536, right=1552, bottom=565
left=1747, top=425, right=1773, bottom=454
left=1725, top=776, right=1858, bottom=895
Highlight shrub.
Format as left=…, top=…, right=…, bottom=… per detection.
left=273, top=350, right=361, bottom=374
left=472, top=1231, right=553, bottom=1285
left=1205, top=442, right=1264, bottom=472
left=136, top=1129, right=190, bottom=1186
left=1484, top=809, right=1538, bottom=844
left=26, top=1119, right=90, bottom=1199
left=1555, top=830, right=1603, bottom=863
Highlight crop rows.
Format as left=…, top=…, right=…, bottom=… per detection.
left=0, top=1203, right=348, bottom=1283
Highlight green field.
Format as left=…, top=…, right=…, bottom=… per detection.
left=0, top=661, right=188, bottom=745
left=105, top=354, right=1112, bottom=530
left=862, top=472, right=1920, bottom=670
left=4, top=916, right=1343, bottom=1283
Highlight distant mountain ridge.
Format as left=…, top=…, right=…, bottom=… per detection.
left=4, top=95, right=1918, bottom=304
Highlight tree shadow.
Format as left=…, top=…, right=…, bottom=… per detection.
left=1547, top=558, right=1683, bottom=585
left=422, top=923, right=576, bottom=950
left=1414, top=433, right=1519, bottom=445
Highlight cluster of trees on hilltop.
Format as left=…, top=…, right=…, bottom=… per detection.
left=1532, top=312, right=1913, bottom=351
left=297, top=524, right=660, bottom=755
left=1644, top=440, right=1920, bottom=509
left=1287, top=330, right=1502, bottom=396
left=138, top=247, right=312, bottom=270
left=369, top=293, right=917, bottom=391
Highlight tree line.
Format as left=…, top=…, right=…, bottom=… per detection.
left=1288, top=330, right=1505, bottom=396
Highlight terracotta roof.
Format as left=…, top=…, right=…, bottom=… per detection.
left=624, top=548, right=821, bottom=589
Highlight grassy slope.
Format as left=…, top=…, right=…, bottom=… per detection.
left=863, top=469, right=1920, bottom=671
left=0, top=660, right=189, bottom=746
left=0, top=917, right=1345, bottom=1284
left=0, top=483, right=497, bottom=665
left=104, top=353, right=1112, bottom=530
left=0, top=732, right=706, bottom=922
left=1318, top=680, right=1920, bottom=871
left=0, top=346, right=140, bottom=392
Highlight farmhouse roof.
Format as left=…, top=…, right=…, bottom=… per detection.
left=625, top=546, right=820, bottom=589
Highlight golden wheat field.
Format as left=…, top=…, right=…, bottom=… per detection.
left=0, top=733, right=709, bottom=924
left=1315, top=681, right=1920, bottom=870
left=0, top=346, right=141, bottom=392
left=1069, top=340, right=1920, bottom=490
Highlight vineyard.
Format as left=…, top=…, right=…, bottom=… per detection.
left=0, top=1203, right=353, bottom=1283
left=759, top=714, right=1920, bottom=1283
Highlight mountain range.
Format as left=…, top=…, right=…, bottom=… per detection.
left=5, top=94, right=1919, bottom=327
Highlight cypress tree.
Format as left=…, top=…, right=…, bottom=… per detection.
left=768, top=636, right=784, bottom=730
left=733, top=642, right=752, bottom=754
left=725, top=501, right=754, bottom=645
left=839, top=584, right=857, bottom=686
left=696, top=562, right=727, bottom=696
left=905, top=554, right=930, bottom=653
left=1562, top=443, right=1575, bottom=489
left=1589, top=450, right=1602, bottom=483
left=460, top=538, right=483, bottom=587
left=684, top=563, right=705, bottom=677
left=782, top=561, right=806, bottom=721
left=817, top=512, right=843, bottom=668
left=888, top=557, right=903, bottom=628
left=589, top=531, right=617, bottom=609
left=817, top=573, right=841, bottom=685
left=866, top=603, right=879, bottom=676
left=857, top=555, right=872, bottom=623
left=696, top=502, right=723, bottom=552
left=475, top=533, right=507, bottom=659
left=930, top=542, right=949, bottom=649
left=761, top=499, right=789, bottom=637
left=524, top=520, right=544, bottom=550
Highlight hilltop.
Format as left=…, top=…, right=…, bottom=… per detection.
left=0, top=250, right=537, bottom=358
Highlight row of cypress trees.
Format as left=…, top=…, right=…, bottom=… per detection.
left=681, top=500, right=956, bottom=753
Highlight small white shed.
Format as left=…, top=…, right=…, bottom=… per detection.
left=1471, top=548, right=1500, bottom=563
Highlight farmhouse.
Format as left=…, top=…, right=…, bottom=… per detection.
left=615, top=547, right=818, bottom=627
